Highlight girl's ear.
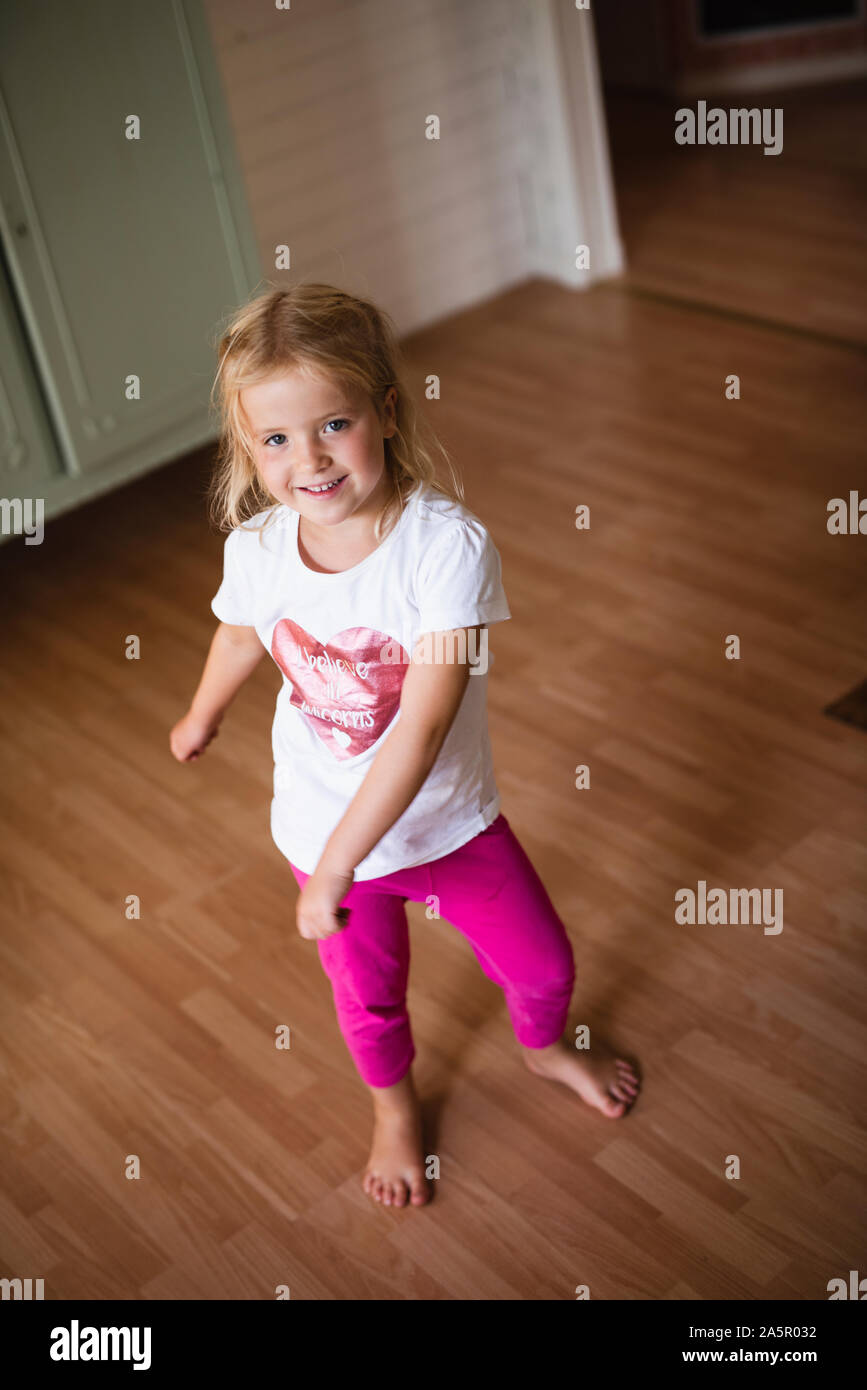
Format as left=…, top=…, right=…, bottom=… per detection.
left=381, top=385, right=398, bottom=436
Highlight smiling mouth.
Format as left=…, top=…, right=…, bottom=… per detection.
left=297, top=475, right=348, bottom=495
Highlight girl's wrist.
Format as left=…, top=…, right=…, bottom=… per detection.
left=189, top=699, right=224, bottom=729
left=316, top=850, right=356, bottom=880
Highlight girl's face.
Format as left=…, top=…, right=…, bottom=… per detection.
left=240, top=369, right=397, bottom=530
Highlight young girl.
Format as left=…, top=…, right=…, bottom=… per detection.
left=170, top=284, right=641, bottom=1210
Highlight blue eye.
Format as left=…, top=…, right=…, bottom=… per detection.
left=263, top=419, right=349, bottom=448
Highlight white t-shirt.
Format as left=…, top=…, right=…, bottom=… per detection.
left=210, top=482, right=512, bottom=880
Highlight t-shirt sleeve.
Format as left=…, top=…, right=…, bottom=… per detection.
left=413, top=518, right=512, bottom=635
left=211, top=527, right=257, bottom=626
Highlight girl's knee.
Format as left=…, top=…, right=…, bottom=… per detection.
left=514, top=951, right=575, bottom=1000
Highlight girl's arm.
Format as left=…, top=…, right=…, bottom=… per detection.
left=322, top=626, right=482, bottom=872
left=295, top=627, right=483, bottom=938
left=170, top=622, right=265, bottom=762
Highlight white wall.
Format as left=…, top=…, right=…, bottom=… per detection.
left=202, top=0, right=623, bottom=335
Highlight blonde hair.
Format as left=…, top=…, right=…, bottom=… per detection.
left=207, top=282, right=467, bottom=540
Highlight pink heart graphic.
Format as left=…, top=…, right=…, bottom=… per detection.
left=271, top=618, right=409, bottom=761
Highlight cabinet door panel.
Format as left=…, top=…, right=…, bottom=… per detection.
left=0, top=251, right=62, bottom=502
left=0, top=0, right=261, bottom=479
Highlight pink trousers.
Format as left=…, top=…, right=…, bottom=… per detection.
left=288, top=813, right=576, bottom=1088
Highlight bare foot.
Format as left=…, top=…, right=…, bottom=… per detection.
left=363, top=1073, right=430, bottom=1208
left=522, top=1038, right=641, bottom=1118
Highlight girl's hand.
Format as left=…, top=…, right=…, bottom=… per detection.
left=296, top=864, right=355, bottom=940
left=169, top=709, right=221, bottom=762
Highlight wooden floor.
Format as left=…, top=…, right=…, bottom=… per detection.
left=604, top=79, right=867, bottom=347
left=1, top=84, right=866, bottom=1300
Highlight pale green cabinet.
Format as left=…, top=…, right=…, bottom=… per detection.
left=0, top=0, right=262, bottom=534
